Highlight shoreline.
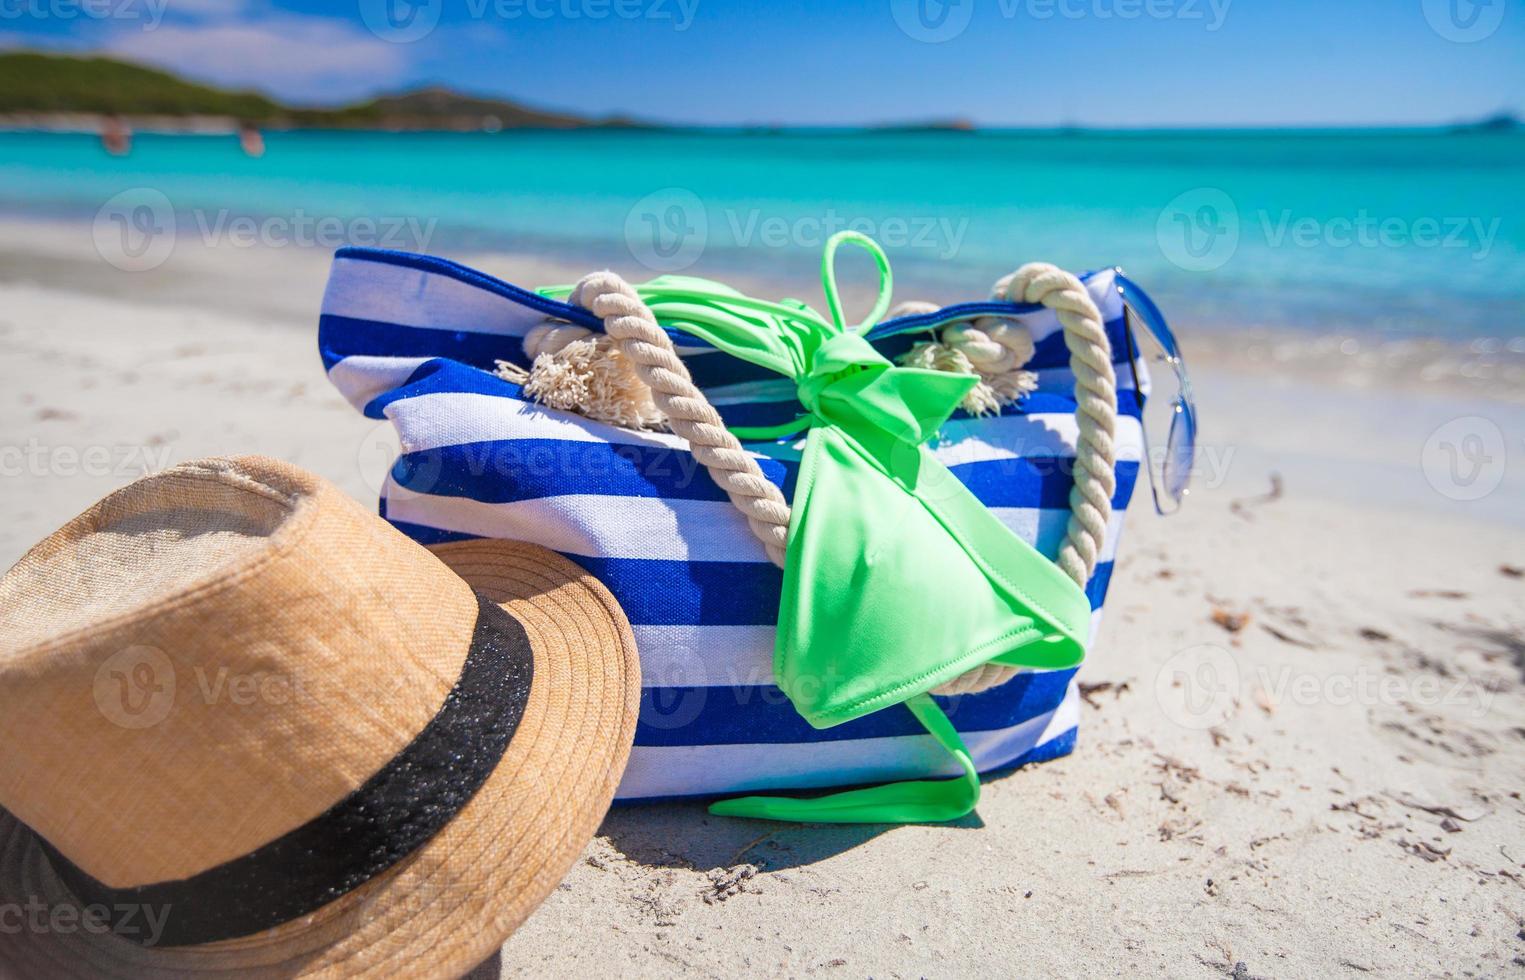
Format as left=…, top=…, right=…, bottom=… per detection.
left=2, top=213, right=1520, bottom=405
left=2, top=114, right=1519, bottom=137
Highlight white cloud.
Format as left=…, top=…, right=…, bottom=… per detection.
left=159, top=0, right=269, bottom=22
left=164, top=0, right=250, bottom=14
left=103, top=15, right=409, bottom=103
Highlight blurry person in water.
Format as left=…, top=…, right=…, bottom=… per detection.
left=100, top=115, right=131, bottom=156
left=239, top=121, right=265, bottom=158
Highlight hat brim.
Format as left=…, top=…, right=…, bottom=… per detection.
left=0, top=539, right=641, bottom=978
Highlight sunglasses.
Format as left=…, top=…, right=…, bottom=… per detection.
left=1115, top=270, right=1197, bottom=516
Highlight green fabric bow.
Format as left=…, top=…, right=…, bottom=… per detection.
left=542, top=232, right=1091, bottom=823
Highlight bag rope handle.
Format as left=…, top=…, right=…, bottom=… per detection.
left=565, top=272, right=793, bottom=567
left=933, top=265, right=1118, bottom=695
left=533, top=263, right=1117, bottom=696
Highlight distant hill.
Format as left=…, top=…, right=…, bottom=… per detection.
left=1449, top=111, right=1521, bottom=134
left=0, top=52, right=284, bottom=119
left=0, top=52, right=642, bottom=130
left=349, top=86, right=615, bottom=130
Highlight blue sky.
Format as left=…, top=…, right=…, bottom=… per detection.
left=4, top=0, right=1522, bottom=125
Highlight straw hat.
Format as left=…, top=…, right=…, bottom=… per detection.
left=0, top=456, right=641, bottom=977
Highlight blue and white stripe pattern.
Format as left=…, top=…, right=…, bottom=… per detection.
left=319, top=247, right=1146, bottom=802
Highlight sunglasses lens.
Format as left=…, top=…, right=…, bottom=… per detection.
left=1162, top=400, right=1196, bottom=503
left=1121, top=284, right=1197, bottom=514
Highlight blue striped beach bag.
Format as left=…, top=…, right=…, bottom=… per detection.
left=318, top=244, right=1150, bottom=806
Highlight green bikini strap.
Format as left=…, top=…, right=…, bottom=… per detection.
left=709, top=694, right=979, bottom=824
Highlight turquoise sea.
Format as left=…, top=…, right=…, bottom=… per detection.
left=1, top=128, right=1521, bottom=343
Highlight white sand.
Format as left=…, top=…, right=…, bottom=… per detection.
left=2, top=224, right=1522, bottom=977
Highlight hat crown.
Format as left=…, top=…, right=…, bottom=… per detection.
left=0, top=457, right=480, bottom=889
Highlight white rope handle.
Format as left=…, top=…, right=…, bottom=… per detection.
left=543, top=264, right=1117, bottom=696
left=932, top=264, right=1118, bottom=695
left=568, top=272, right=793, bottom=567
